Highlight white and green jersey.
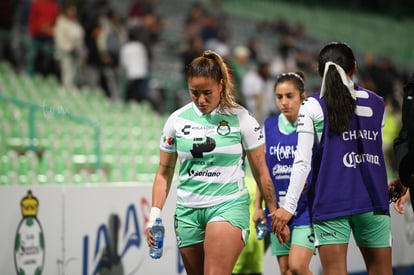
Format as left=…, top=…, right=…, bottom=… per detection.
left=160, top=102, right=264, bottom=208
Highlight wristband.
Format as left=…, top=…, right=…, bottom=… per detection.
left=146, top=207, right=161, bottom=228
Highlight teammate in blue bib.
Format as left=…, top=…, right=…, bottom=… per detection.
left=273, top=42, right=392, bottom=275
left=257, top=71, right=315, bottom=274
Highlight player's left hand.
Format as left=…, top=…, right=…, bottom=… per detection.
left=388, top=178, right=408, bottom=203
left=269, top=208, right=293, bottom=237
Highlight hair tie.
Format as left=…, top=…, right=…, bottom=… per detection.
left=320, top=61, right=356, bottom=99
left=203, top=50, right=215, bottom=60
left=278, top=72, right=304, bottom=84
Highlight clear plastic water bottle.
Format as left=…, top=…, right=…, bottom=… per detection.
left=149, top=217, right=165, bottom=259
left=256, top=220, right=268, bottom=240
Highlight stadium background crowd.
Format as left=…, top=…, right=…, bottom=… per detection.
left=0, top=0, right=413, bottom=184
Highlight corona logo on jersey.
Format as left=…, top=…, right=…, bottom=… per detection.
left=14, top=190, right=45, bottom=275
left=342, top=151, right=381, bottom=168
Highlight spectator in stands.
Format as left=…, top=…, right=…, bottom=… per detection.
left=294, top=49, right=314, bottom=74
left=228, top=45, right=251, bottom=106
left=205, top=30, right=231, bottom=59
left=271, top=16, right=292, bottom=36
left=181, top=36, right=204, bottom=80
left=12, top=0, right=32, bottom=70
left=84, top=19, right=105, bottom=91
left=28, top=0, right=60, bottom=76
left=200, top=12, right=220, bottom=45
left=54, top=4, right=85, bottom=88
left=83, top=12, right=120, bottom=99
left=129, top=0, right=155, bottom=18
left=103, top=11, right=128, bottom=69
left=246, top=37, right=260, bottom=64
left=145, top=50, right=283, bottom=275
left=241, top=62, right=273, bottom=125
left=0, top=0, right=17, bottom=67
left=273, top=42, right=392, bottom=275
left=269, top=36, right=297, bottom=78
left=184, top=2, right=206, bottom=41
left=361, top=54, right=398, bottom=101
left=120, top=30, right=149, bottom=103
left=80, top=0, right=111, bottom=33
left=128, top=11, right=162, bottom=63
left=292, top=21, right=307, bottom=39
left=376, top=57, right=400, bottom=99
left=99, top=10, right=128, bottom=100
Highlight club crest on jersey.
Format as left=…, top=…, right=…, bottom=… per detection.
left=217, top=120, right=230, bottom=136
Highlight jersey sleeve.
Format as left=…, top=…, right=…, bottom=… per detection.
left=239, top=108, right=265, bottom=151
left=159, top=113, right=177, bottom=153
left=296, top=97, right=322, bottom=135
left=283, top=97, right=323, bottom=214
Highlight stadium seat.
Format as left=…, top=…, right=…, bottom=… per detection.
left=0, top=155, right=11, bottom=186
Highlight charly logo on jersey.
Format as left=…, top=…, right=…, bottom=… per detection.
left=268, top=142, right=296, bottom=162
left=342, top=129, right=379, bottom=141
left=181, top=125, right=191, bottom=135
left=343, top=151, right=381, bottom=168
left=182, top=125, right=216, bottom=136
left=14, top=190, right=45, bottom=275
left=217, top=120, right=230, bottom=136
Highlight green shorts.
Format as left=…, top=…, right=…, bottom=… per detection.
left=174, top=195, right=250, bottom=248
left=270, top=225, right=315, bottom=256
left=313, top=211, right=391, bottom=248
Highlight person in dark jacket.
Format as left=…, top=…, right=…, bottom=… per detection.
left=391, top=73, right=414, bottom=213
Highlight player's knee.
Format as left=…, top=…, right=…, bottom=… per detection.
left=290, top=263, right=311, bottom=275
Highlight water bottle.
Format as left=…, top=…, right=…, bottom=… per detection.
left=256, top=220, right=268, bottom=240
left=149, top=217, right=165, bottom=259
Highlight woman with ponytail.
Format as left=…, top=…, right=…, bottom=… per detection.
left=272, top=42, right=392, bottom=275
left=145, top=50, right=281, bottom=275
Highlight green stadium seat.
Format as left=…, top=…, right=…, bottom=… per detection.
left=0, top=155, right=11, bottom=186
left=89, top=169, right=108, bottom=184
left=17, top=154, right=30, bottom=185
left=0, top=59, right=169, bottom=185
left=71, top=172, right=85, bottom=185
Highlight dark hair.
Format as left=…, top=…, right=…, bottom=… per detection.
left=318, top=42, right=356, bottom=133
left=274, top=71, right=306, bottom=94
left=186, top=50, right=239, bottom=112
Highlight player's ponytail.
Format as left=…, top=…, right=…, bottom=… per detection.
left=318, top=42, right=356, bottom=134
